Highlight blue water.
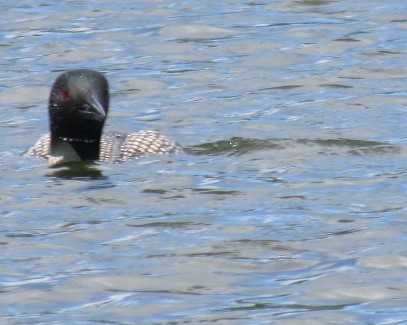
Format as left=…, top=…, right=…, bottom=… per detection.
left=0, top=1, right=406, bottom=324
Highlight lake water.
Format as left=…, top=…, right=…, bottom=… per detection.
left=1, top=1, right=406, bottom=324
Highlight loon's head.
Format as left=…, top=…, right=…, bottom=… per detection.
left=48, top=69, right=110, bottom=164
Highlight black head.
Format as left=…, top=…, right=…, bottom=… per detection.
left=48, top=69, right=109, bottom=161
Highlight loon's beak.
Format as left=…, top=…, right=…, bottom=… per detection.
left=80, top=93, right=106, bottom=121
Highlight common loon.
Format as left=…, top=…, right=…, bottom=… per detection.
left=26, top=69, right=180, bottom=166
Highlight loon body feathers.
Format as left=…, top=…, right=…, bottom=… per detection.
left=27, top=130, right=179, bottom=164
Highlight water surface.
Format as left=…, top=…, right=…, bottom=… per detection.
left=0, top=1, right=406, bottom=324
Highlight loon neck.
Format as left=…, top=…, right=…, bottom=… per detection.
left=49, top=112, right=104, bottom=162
left=50, top=135, right=101, bottom=162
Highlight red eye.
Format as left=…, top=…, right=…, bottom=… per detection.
left=61, top=90, right=70, bottom=100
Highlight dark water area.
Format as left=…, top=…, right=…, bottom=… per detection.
left=0, top=1, right=406, bottom=324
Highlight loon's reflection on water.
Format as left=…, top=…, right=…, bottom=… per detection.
left=46, top=161, right=107, bottom=180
